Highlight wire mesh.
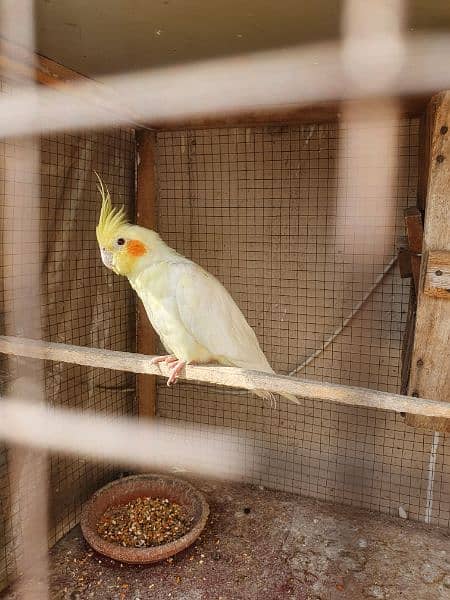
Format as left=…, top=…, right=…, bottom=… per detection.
left=0, top=72, right=136, bottom=588
left=155, top=120, right=449, bottom=528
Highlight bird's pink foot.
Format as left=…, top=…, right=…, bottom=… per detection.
left=150, top=354, right=177, bottom=365
left=150, top=355, right=187, bottom=386
left=167, top=359, right=187, bottom=386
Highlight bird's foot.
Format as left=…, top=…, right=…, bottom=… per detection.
left=150, top=354, right=178, bottom=365
left=150, top=355, right=187, bottom=386
left=166, top=359, right=187, bottom=386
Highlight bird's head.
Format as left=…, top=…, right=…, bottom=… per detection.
left=95, top=173, right=159, bottom=277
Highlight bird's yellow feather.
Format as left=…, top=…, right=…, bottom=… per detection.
left=95, top=172, right=128, bottom=248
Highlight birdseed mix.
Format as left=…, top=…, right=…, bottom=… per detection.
left=97, top=497, right=192, bottom=547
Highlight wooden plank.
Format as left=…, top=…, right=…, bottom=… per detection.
left=36, top=54, right=87, bottom=86
left=0, top=35, right=88, bottom=85
left=150, top=95, right=430, bottom=130
left=400, top=208, right=423, bottom=391
left=406, top=91, right=450, bottom=432
left=401, top=285, right=417, bottom=395
left=398, top=247, right=412, bottom=279
left=135, top=130, right=158, bottom=419
left=417, top=100, right=438, bottom=210
left=1, top=335, right=450, bottom=419
left=404, top=207, right=424, bottom=293
left=423, top=250, right=450, bottom=299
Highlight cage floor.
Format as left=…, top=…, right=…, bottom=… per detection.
left=2, top=480, right=449, bottom=600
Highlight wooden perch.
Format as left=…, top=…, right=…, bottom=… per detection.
left=1, top=335, right=450, bottom=419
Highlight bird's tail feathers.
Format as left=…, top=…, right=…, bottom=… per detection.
left=279, top=392, right=301, bottom=405
left=253, top=389, right=300, bottom=407
left=253, top=389, right=277, bottom=408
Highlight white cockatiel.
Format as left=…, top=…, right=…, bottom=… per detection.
left=95, top=175, right=298, bottom=405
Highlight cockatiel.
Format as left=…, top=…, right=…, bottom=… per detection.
left=95, top=175, right=298, bottom=406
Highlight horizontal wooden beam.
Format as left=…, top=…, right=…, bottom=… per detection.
left=144, top=95, right=430, bottom=130
left=0, top=35, right=88, bottom=85
left=1, top=335, right=450, bottom=419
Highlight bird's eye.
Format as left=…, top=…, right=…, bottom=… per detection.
left=117, top=238, right=125, bottom=246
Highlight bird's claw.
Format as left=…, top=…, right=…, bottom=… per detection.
left=166, top=359, right=187, bottom=386
left=150, top=355, right=187, bottom=386
left=150, top=354, right=177, bottom=365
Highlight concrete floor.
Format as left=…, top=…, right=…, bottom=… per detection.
left=2, top=480, right=450, bottom=600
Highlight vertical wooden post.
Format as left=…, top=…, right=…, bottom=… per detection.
left=400, top=209, right=423, bottom=393
left=406, top=92, right=450, bottom=431
left=135, top=129, right=158, bottom=419
left=417, top=98, right=439, bottom=211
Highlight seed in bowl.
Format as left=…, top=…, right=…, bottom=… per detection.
left=97, top=497, right=193, bottom=548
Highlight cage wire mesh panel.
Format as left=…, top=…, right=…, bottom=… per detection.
left=156, top=121, right=450, bottom=529
left=0, top=72, right=136, bottom=589
left=42, top=127, right=136, bottom=546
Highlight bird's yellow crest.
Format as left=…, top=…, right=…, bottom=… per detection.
left=95, top=172, right=128, bottom=247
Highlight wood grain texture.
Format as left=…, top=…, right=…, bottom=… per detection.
left=400, top=207, right=423, bottom=392
left=1, top=335, right=450, bottom=419
left=406, top=91, right=450, bottom=432
left=135, top=130, right=158, bottom=419
left=417, top=99, right=440, bottom=211
left=397, top=247, right=412, bottom=279
left=0, top=35, right=88, bottom=84
left=151, top=96, right=430, bottom=130
left=423, top=250, right=450, bottom=299
left=404, top=207, right=424, bottom=293
left=401, top=285, right=417, bottom=395
left=400, top=208, right=424, bottom=393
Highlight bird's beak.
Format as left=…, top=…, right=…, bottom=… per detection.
left=100, top=247, right=113, bottom=270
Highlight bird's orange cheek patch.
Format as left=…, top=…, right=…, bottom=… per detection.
left=126, top=240, right=147, bottom=257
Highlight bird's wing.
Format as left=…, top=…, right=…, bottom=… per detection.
left=175, top=264, right=273, bottom=372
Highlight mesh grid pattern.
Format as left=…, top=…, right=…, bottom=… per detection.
left=155, top=121, right=450, bottom=528
left=0, top=73, right=136, bottom=588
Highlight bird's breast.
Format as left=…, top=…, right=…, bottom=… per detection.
left=131, top=265, right=178, bottom=335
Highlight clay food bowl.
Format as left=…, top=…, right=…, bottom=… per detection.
left=80, top=474, right=209, bottom=564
